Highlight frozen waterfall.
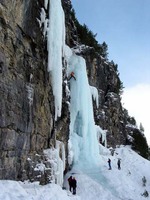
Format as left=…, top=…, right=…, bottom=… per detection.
left=45, top=0, right=106, bottom=174
left=65, top=49, right=100, bottom=166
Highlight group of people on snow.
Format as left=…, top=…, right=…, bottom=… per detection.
left=67, top=158, right=121, bottom=195
left=107, top=158, right=121, bottom=170
left=68, top=176, right=77, bottom=195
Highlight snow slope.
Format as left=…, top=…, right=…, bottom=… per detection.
left=1, top=146, right=150, bottom=200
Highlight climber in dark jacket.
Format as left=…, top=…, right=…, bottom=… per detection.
left=72, top=177, right=77, bottom=195
left=117, top=158, right=121, bottom=170
left=68, top=176, right=73, bottom=192
left=108, top=158, right=112, bottom=170
left=68, top=71, right=76, bottom=80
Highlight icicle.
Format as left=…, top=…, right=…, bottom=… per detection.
left=90, top=86, right=99, bottom=108
left=44, top=0, right=48, bottom=10
left=96, top=125, right=107, bottom=147
left=44, top=141, right=66, bottom=187
left=47, top=0, right=66, bottom=120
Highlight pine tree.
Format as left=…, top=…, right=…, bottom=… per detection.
left=139, top=122, right=144, bottom=132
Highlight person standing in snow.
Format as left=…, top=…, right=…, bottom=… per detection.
left=68, top=176, right=73, bottom=192
left=72, top=177, right=77, bottom=195
left=108, top=158, right=112, bottom=170
left=68, top=71, right=76, bottom=80
left=117, top=158, right=121, bottom=170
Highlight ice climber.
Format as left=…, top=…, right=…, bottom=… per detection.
left=108, top=158, right=112, bottom=170
left=117, top=158, right=121, bottom=170
left=72, top=177, right=77, bottom=195
left=68, top=176, right=73, bottom=192
left=69, top=71, right=76, bottom=80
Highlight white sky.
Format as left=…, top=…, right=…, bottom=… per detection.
left=71, top=0, right=150, bottom=145
left=1, top=146, right=150, bottom=200
left=122, top=84, right=150, bottom=145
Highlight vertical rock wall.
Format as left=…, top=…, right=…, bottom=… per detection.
left=85, top=54, right=127, bottom=147
left=0, top=0, right=55, bottom=180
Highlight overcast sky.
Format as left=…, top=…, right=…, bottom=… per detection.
left=71, top=0, right=150, bottom=145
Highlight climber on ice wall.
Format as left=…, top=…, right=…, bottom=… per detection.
left=68, top=71, right=76, bottom=80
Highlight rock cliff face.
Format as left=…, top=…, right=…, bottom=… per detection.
left=0, top=0, right=54, bottom=179
left=0, top=0, right=70, bottom=181
left=85, top=54, right=127, bottom=147
left=0, top=0, right=148, bottom=182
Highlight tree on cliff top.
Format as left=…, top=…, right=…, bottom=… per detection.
left=69, top=8, right=108, bottom=59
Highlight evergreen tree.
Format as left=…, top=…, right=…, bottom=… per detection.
left=131, top=129, right=149, bottom=159
left=101, top=42, right=108, bottom=59
left=139, top=123, right=145, bottom=132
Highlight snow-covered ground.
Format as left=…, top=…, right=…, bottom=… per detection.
left=1, top=146, right=150, bottom=200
